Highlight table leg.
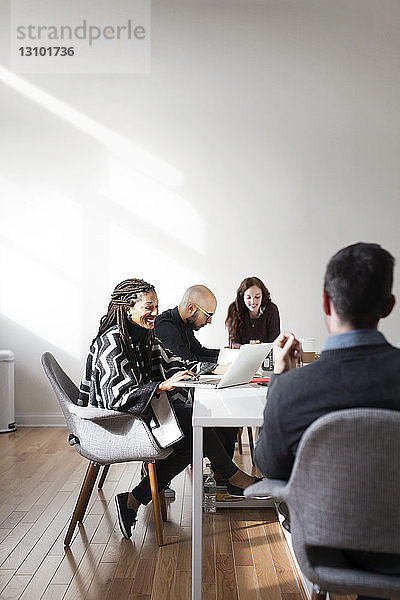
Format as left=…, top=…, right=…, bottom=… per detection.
left=192, top=424, right=203, bottom=600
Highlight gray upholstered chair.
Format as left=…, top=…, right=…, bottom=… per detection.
left=41, top=352, right=173, bottom=547
left=245, top=408, right=400, bottom=599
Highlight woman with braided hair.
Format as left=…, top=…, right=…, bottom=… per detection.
left=79, top=278, right=260, bottom=539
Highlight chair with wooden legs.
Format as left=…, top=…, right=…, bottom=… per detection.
left=245, top=408, right=400, bottom=599
left=236, top=427, right=255, bottom=466
left=41, top=352, right=172, bottom=546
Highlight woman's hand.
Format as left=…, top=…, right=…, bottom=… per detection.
left=157, top=369, right=198, bottom=392
left=273, top=331, right=302, bottom=374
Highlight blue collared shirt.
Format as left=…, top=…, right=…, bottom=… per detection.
left=323, top=329, right=387, bottom=351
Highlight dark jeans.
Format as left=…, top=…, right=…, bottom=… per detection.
left=214, top=427, right=238, bottom=461
left=132, top=402, right=238, bottom=505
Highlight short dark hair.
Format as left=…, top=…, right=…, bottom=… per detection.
left=324, top=242, right=394, bottom=328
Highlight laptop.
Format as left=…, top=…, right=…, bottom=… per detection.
left=175, top=342, right=273, bottom=389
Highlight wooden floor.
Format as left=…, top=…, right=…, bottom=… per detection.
left=0, top=427, right=309, bottom=600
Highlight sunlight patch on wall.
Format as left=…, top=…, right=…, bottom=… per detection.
left=0, top=65, right=183, bottom=188
left=0, top=177, right=83, bottom=280
left=0, top=246, right=82, bottom=357
left=108, top=224, right=203, bottom=311
left=102, top=156, right=205, bottom=254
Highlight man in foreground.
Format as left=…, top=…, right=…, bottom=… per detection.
left=254, top=242, right=400, bottom=579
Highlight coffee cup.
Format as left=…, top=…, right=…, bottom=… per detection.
left=300, top=338, right=316, bottom=365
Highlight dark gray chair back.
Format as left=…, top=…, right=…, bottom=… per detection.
left=246, top=408, right=400, bottom=597
left=290, top=408, right=400, bottom=555
left=290, top=408, right=400, bottom=595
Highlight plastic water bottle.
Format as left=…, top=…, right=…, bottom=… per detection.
left=203, top=463, right=211, bottom=484
left=203, top=463, right=211, bottom=508
left=262, top=349, right=274, bottom=371
left=203, top=463, right=217, bottom=513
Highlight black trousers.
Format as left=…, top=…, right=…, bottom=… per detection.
left=132, top=402, right=239, bottom=505
left=214, top=427, right=238, bottom=462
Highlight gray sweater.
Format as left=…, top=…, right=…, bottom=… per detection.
left=254, top=342, right=400, bottom=480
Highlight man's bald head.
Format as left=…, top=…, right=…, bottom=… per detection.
left=178, top=285, right=217, bottom=330
left=180, top=285, right=216, bottom=311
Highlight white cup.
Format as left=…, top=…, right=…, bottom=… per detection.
left=300, top=338, right=316, bottom=352
left=300, top=338, right=316, bottom=364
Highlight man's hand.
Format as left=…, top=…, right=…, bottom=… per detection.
left=273, top=331, right=302, bottom=374
left=158, top=369, right=198, bottom=392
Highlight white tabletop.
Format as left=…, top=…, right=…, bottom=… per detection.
left=192, top=383, right=268, bottom=427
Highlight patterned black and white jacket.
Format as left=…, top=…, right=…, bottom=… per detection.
left=78, top=324, right=206, bottom=417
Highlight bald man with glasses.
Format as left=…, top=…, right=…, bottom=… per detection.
left=155, top=285, right=238, bottom=472
left=155, top=285, right=220, bottom=364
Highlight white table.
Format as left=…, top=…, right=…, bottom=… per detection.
left=191, top=384, right=270, bottom=600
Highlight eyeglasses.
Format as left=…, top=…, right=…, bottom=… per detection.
left=192, top=303, right=214, bottom=321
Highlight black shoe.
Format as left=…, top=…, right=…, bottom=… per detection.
left=115, top=492, right=137, bottom=539
left=278, top=501, right=291, bottom=532
left=281, top=518, right=291, bottom=533
left=227, top=477, right=263, bottom=497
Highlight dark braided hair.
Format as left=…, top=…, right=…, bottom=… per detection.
left=225, top=276, right=271, bottom=343
left=96, top=278, right=156, bottom=378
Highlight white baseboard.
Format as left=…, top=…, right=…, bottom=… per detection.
left=16, top=413, right=67, bottom=427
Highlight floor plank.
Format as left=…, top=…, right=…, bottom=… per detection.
left=216, top=554, right=238, bottom=600
left=19, top=555, right=64, bottom=600
left=150, top=535, right=179, bottom=599
left=0, top=570, right=15, bottom=595
left=261, top=511, right=304, bottom=599
left=0, top=574, right=31, bottom=599
left=61, top=543, right=105, bottom=600
left=247, top=510, right=283, bottom=600
left=41, top=584, right=69, bottom=600
left=236, top=565, right=261, bottom=600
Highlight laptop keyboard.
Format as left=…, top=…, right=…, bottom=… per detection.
left=198, top=377, right=222, bottom=385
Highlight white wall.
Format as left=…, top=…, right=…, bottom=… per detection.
left=1, top=0, right=400, bottom=425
